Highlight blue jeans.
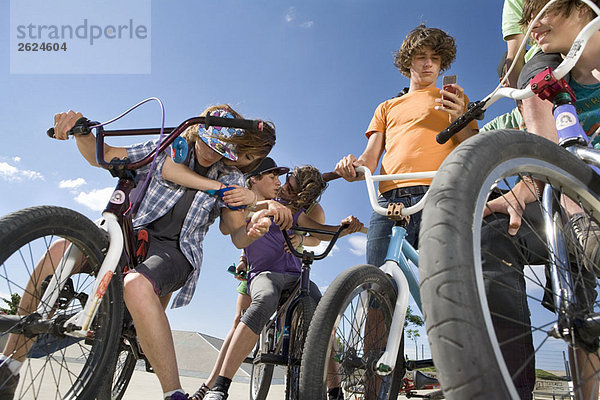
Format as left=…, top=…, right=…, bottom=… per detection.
left=366, top=186, right=427, bottom=267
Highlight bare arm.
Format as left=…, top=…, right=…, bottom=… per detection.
left=296, top=213, right=363, bottom=241
left=162, top=157, right=222, bottom=191
left=504, top=34, right=526, bottom=88
left=334, top=132, right=385, bottom=181
left=220, top=208, right=272, bottom=249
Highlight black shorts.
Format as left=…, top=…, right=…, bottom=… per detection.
left=127, top=237, right=193, bottom=297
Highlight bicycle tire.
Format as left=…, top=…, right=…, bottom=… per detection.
left=299, top=264, right=403, bottom=400
left=0, top=206, right=124, bottom=400
left=98, top=337, right=137, bottom=400
left=97, top=311, right=138, bottom=400
left=250, top=342, right=275, bottom=400
left=286, top=296, right=316, bottom=400
left=420, top=130, right=600, bottom=399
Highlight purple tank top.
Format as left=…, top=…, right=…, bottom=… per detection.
left=246, top=209, right=302, bottom=282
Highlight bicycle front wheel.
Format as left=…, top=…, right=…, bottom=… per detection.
left=0, top=206, right=124, bottom=399
left=299, top=264, right=403, bottom=400
left=420, top=130, right=600, bottom=399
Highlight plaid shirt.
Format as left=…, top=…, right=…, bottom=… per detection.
left=127, top=139, right=243, bottom=308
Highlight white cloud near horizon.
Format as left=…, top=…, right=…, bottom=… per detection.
left=348, top=235, right=367, bottom=256
left=74, top=187, right=113, bottom=211
left=59, top=178, right=87, bottom=189
left=0, top=162, right=44, bottom=182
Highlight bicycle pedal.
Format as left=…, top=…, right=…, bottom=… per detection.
left=253, top=353, right=287, bottom=365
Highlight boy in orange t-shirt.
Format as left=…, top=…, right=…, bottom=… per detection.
left=335, top=24, right=478, bottom=267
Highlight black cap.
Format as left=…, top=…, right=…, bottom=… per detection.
left=245, top=157, right=290, bottom=179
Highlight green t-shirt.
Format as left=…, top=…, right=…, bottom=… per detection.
left=481, top=107, right=525, bottom=132
left=502, top=0, right=540, bottom=63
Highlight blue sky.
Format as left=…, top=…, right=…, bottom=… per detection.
left=2, top=0, right=559, bottom=365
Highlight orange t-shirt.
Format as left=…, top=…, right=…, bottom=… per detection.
left=366, top=87, right=478, bottom=194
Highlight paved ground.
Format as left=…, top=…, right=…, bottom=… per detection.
left=121, top=370, right=285, bottom=399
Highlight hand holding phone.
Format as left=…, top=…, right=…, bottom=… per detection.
left=441, top=75, right=457, bottom=108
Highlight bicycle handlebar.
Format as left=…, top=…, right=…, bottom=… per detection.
left=282, top=224, right=347, bottom=261
left=47, top=115, right=265, bottom=170
left=357, top=166, right=435, bottom=217
left=436, top=5, right=600, bottom=143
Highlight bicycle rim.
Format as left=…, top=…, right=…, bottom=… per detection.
left=0, top=206, right=123, bottom=399
left=421, top=130, right=600, bottom=400
left=300, top=265, right=402, bottom=400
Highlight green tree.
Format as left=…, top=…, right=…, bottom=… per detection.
left=0, top=293, right=21, bottom=315
left=404, top=305, right=424, bottom=328
left=406, top=328, right=420, bottom=358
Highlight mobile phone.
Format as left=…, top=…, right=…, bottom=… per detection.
left=227, top=264, right=247, bottom=279
left=441, top=75, right=457, bottom=109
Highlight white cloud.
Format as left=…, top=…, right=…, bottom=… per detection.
left=285, top=6, right=296, bottom=22
left=74, top=187, right=114, bottom=211
left=12, top=157, right=21, bottom=163
left=300, top=21, right=314, bottom=29
left=0, top=162, right=44, bottom=182
left=59, top=178, right=87, bottom=189
left=348, top=235, right=367, bottom=256
left=305, top=241, right=339, bottom=255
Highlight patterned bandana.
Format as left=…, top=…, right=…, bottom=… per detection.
left=199, top=109, right=243, bottom=161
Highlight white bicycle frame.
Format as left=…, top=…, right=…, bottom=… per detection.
left=349, top=166, right=435, bottom=375
left=35, top=211, right=124, bottom=338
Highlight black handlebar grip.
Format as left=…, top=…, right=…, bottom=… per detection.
left=204, top=115, right=264, bottom=131
left=47, top=117, right=92, bottom=139
left=436, top=100, right=486, bottom=144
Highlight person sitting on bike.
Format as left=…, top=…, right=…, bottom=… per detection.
left=185, top=162, right=363, bottom=400
left=186, top=157, right=327, bottom=399
left=0, top=104, right=282, bottom=400
left=481, top=1, right=600, bottom=398
left=334, top=23, right=478, bottom=268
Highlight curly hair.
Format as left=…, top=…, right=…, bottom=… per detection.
left=182, top=104, right=276, bottom=173
left=287, top=165, right=327, bottom=214
left=393, top=24, right=456, bottom=78
left=520, top=0, right=600, bottom=27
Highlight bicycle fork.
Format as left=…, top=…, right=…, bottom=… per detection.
left=373, top=226, right=422, bottom=375
left=37, top=212, right=123, bottom=338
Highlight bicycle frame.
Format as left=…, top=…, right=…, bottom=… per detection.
left=352, top=166, right=435, bottom=374
left=33, top=113, right=263, bottom=339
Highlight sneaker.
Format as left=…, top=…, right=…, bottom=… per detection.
left=569, top=213, right=600, bottom=276
left=165, top=392, right=189, bottom=400
left=203, top=389, right=228, bottom=400
left=190, top=383, right=210, bottom=400
left=0, top=364, right=18, bottom=400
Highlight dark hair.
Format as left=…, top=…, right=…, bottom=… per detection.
left=393, top=24, right=457, bottom=78
left=520, top=0, right=600, bottom=27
